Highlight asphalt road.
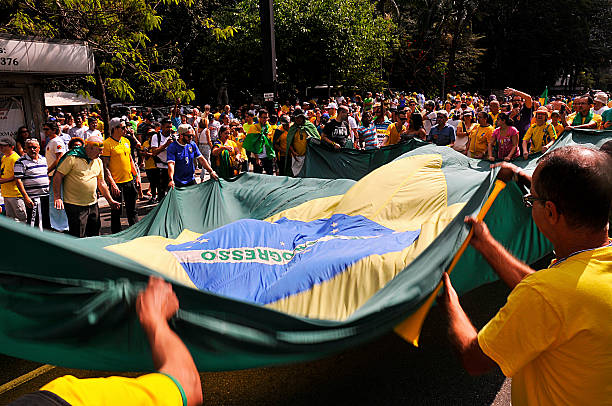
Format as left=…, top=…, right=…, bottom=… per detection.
left=0, top=172, right=513, bottom=405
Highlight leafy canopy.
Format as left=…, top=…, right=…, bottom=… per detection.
left=2, top=0, right=234, bottom=103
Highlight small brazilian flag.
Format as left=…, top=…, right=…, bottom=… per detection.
left=539, top=87, right=548, bottom=106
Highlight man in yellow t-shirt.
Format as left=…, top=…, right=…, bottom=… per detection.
left=383, top=111, right=407, bottom=146
left=0, top=136, right=26, bottom=222
left=522, top=107, right=556, bottom=158
left=439, top=147, right=612, bottom=406
left=8, top=276, right=203, bottom=406
left=273, top=115, right=290, bottom=176
left=101, top=117, right=141, bottom=234
left=53, top=135, right=120, bottom=237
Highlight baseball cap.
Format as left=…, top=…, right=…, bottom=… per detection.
left=279, top=115, right=290, bottom=124
left=0, top=136, right=16, bottom=147
left=327, top=102, right=338, bottom=110
left=109, top=117, right=125, bottom=131
left=178, top=124, right=192, bottom=135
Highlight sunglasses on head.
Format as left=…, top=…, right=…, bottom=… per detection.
left=87, top=141, right=104, bottom=148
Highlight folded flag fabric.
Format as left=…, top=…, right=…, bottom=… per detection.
left=0, top=129, right=607, bottom=372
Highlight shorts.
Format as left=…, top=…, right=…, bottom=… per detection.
left=39, top=373, right=187, bottom=406
left=4, top=197, right=27, bottom=222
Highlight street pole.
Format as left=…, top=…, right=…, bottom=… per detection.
left=259, top=0, right=277, bottom=101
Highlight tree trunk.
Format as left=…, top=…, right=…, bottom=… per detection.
left=94, top=65, right=110, bottom=139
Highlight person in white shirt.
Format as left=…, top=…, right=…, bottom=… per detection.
left=594, top=92, right=609, bottom=116
left=150, top=118, right=175, bottom=200
left=84, top=116, right=102, bottom=140
left=68, top=115, right=89, bottom=140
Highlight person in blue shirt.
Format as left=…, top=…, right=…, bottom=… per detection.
left=427, top=110, right=456, bottom=147
left=167, top=124, right=218, bottom=188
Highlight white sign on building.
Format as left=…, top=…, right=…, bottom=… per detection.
left=0, top=36, right=95, bottom=75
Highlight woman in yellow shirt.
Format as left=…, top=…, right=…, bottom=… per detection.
left=468, top=111, right=494, bottom=160
left=212, top=125, right=241, bottom=179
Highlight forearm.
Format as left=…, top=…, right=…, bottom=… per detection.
left=0, top=176, right=15, bottom=184
left=15, top=179, right=29, bottom=200
left=198, top=157, right=213, bottom=173
left=573, top=121, right=598, bottom=129
left=98, top=180, right=114, bottom=204
left=130, top=157, right=139, bottom=178
left=321, top=134, right=335, bottom=147
left=445, top=299, right=478, bottom=359
left=167, top=162, right=175, bottom=180
left=477, top=237, right=535, bottom=289
left=142, top=319, right=202, bottom=406
left=53, top=173, right=63, bottom=198
left=104, top=167, right=116, bottom=187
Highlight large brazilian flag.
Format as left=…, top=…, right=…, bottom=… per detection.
left=0, top=130, right=609, bottom=372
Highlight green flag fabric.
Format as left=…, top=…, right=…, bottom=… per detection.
left=0, top=130, right=608, bottom=373
left=242, top=124, right=276, bottom=158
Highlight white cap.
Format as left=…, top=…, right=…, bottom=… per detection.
left=327, top=102, right=338, bottom=110
left=109, top=117, right=125, bottom=131
left=178, top=123, right=192, bottom=135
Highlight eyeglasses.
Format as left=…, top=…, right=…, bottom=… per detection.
left=522, top=193, right=547, bottom=208
left=26, top=145, right=39, bottom=149
left=42, top=128, right=51, bottom=131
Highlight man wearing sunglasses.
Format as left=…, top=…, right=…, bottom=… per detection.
left=167, top=124, right=218, bottom=189
left=101, top=117, right=141, bottom=234
left=439, top=146, right=612, bottom=405
left=14, top=138, right=51, bottom=229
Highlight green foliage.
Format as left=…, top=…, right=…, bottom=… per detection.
left=474, top=0, right=612, bottom=92
left=194, top=0, right=397, bottom=101
left=0, top=0, right=231, bottom=103
left=388, top=0, right=485, bottom=96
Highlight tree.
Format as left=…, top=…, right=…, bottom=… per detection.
left=388, top=0, right=484, bottom=97
left=1, top=0, right=233, bottom=135
left=194, top=0, right=397, bottom=104
left=473, top=0, right=612, bottom=93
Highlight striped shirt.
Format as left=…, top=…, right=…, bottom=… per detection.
left=358, top=125, right=378, bottom=149
left=13, top=154, right=49, bottom=197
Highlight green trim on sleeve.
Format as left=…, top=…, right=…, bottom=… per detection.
left=157, top=372, right=188, bottom=406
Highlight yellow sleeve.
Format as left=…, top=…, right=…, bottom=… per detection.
left=5, top=155, right=16, bottom=178
left=485, top=127, right=494, bottom=143
left=95, top=159, right=105, bottom=180
left=56, top=156, right=74, bottom=176
left=477, top=283, right=561, bottom=377
left=522, top=126, right=533, bottom=141
left=41, top=373, right=186, bottom=406
left=101, top=139, right=111, bottom=157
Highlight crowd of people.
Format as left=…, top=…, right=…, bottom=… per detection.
left=2, top=87, right=612, bottom=406
left=0, top=87, right=610, bottom=238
